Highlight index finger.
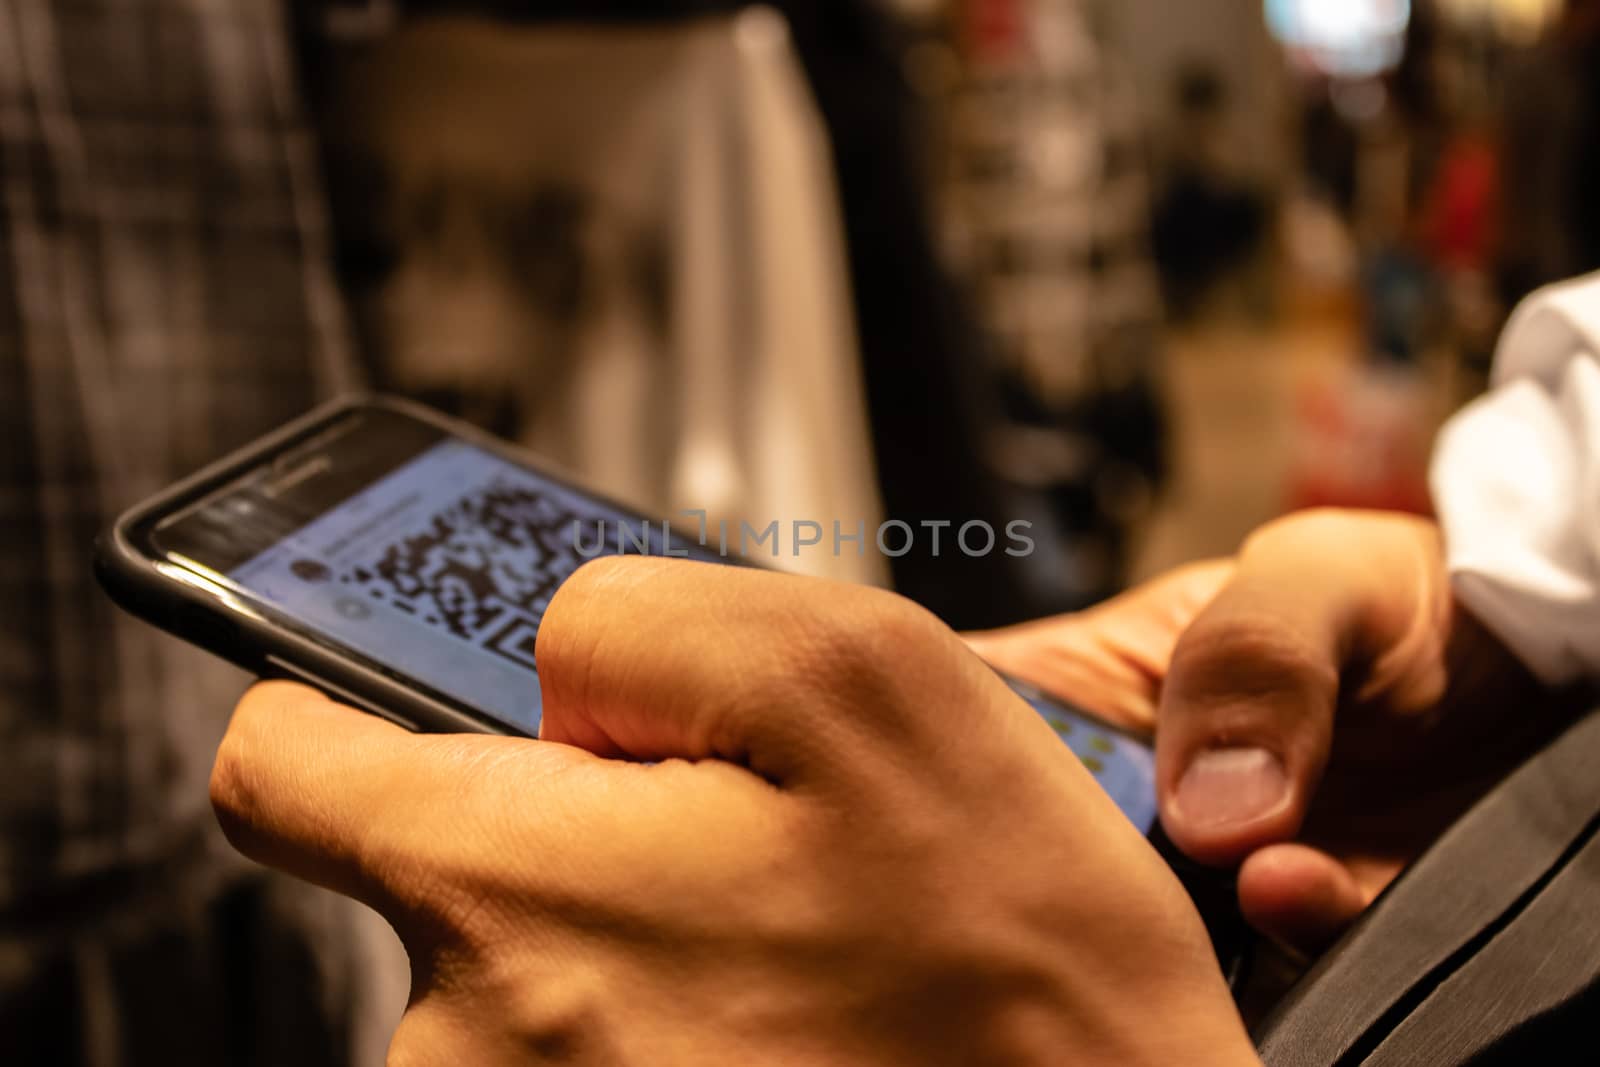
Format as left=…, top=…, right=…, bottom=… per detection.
left=209, top=680, right=596, bottom=906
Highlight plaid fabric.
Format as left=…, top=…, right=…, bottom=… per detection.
left=0, top=0, right=357, bottom=912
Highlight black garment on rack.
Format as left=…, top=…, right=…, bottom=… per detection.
left=1574, top=36, right=1600, bottom=279
left=1255, top=705, right=1600, bottom=1066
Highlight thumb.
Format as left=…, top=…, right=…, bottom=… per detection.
left=1156, top=511, right=1445, bottom=865
left=1236, top=843, right=1371, bottom=953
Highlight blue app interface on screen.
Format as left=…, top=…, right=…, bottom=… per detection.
left=229, top=440, right=683, bottom=735
left=1005, top=681, right=1158, bottom=833
left=229, top=439, right=1159, bottom=830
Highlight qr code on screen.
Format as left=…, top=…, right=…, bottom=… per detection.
left=338, top=479, right=620, bottom=672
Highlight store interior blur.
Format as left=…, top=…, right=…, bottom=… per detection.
left=304, top=0, right=1594, bottom=625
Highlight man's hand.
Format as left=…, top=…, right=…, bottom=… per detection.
left=969, top=509, right=1568, bottom=954
left=1158, top=510, right=1565, bottom=951
left=964, top=559, right=1235, bottom=732
left=212, top=557, right=1255, bottom=1066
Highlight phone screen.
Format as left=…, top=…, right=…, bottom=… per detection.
left=159, top=421, right=713, bottom=734
left=154, top=408, right=1157, bottom=830
left=1004, top=680, right=1158, bottom=832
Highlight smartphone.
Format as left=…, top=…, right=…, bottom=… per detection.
left=97, top=396, right=1247, bottom=979
left=95, top=397, right=1157, bottom=817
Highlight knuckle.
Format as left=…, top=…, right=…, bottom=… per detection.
left=396, top=962, right=610, bottom=1063
left=537, top=555, right=662, bottom=686
left=208, top=719, right=261, bottom=834
left=208, top=682, right=309, bottom=828
left=787, top=589, right=950, bottom=696
left=1242, top=506, right=1356, bottom=551
left=760, top=590, right=963, bottom=753
left=541, top=554, right=636, bottom=634
left=564, top=550, right=641, bottom=589
left=553, top=552, right=660, bottom=610
left=501, top=973, right=609, bottom=1060
left=1243, top=507, right=1435, bottom=562
left=1171, top=611, right=1336, bottom=705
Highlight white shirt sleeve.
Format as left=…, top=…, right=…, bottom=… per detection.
left=1430, top=272, right=1600, bottom=685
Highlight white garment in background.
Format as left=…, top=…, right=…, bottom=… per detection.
left=1431, top=272, right=1600, bottom=685
left=526, top=11, right=888, bottom=586
left=653, top=9, right=888, bottom=586
left=346, top=11, right=888, bottom=586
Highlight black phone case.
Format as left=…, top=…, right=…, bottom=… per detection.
left=93, top=393, right=665, bottom=736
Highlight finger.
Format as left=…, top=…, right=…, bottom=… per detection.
left=210, top=680, right=594, bottom=905
left=535, top=555, right=988, bottom=788
left=217, top=683, right=803, bottom=949
left=1156, top=511, right=1446, bottom=864
left=963, top=559, right=1234, bottom=730
left=1237, top=843, right=1368, bottom=954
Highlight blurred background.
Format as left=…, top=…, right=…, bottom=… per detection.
left=303, top=0, right=1597, bottom=619
left=5, top=0, right=1599, bottom=1062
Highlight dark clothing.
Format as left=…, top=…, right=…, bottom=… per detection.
left=1256, top=708, right=1600, bottom=1066
left=0, top=1, right=369, bottom=1061
left=1, top=874, right=357, bottom=1067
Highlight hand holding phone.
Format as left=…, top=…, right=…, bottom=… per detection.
left=97, top=397, right=1248, bottom=977
left=205, top=556, right=1261, bottom=1067
left=97, top=397, right=1158, bottom=823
